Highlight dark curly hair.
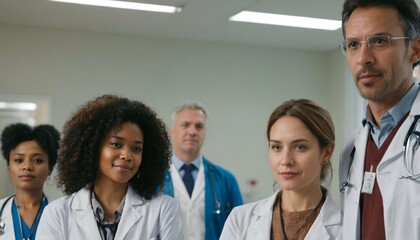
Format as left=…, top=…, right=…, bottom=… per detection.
left=1, top=123, right=60, bottom=172
left=58, top=94, right=171, bottom=200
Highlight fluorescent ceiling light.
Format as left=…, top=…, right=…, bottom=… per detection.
left=0, top=102, right=37, bottom=111
left=230, top=11, right=341, bottom=31
left=49, top=0, right=181, bottom=13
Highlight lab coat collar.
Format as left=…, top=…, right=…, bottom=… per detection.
left=251, top=191, right=341, bottom=239
left=249, top=192, right=277, bottom=238
left=71, top=185, right=146, bottom=239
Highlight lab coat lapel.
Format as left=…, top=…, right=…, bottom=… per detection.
left=306, top=194, right=341, bottom=239
left=380, top=93, right=420, bottom=165
left=190, top=164, right=204, bottom=202
left=115, top=187, right=144, bottom=239
left=170, top=163, right=190, bottom=200
left=353, top=126, right=369, bottom=192
left=342, top=126, right=368, bottom=239
left=248, top=192, right=277, bottom=239
left=72, top=188, right=102, bottom=239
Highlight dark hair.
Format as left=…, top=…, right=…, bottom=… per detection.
left=342, top=0, right=420, bottom=67
left=266, top=99, right=335, bottom=183
left=58, top=94, right=171, bottom=200
left=1, top=123, right=60, bottom=172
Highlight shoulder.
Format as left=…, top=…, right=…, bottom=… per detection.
left=148, top=193, right=178, bottom=207
left=0, top=195, right=14, bottom=205
left=44, top=193, right=76, bottom=215
left=203, top=158, right=235, bottom=178
left=230, top=192, right=277, bottom=218
left=318, top=193, right=342, bottom=228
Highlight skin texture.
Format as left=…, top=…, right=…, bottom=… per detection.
left=345, top=6, right=420, bottom=126
left=269, top=116, right=333, bottom=211
left=8, top=140, right=51, bottom=227
left=93, top=122, right=144, bottom=221
left=95, top=122, right=144, bottom=187
left=170, top=108, right=206, bottom=163
left=8, top=141, right=50, bottom=193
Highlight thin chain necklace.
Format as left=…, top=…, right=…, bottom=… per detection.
left=279, top=191, right=326, bottom=240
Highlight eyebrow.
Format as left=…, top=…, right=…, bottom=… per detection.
left=346, top=32, right=393, bottom=39
left=110, top=136, right=143, bottom=144
left=13, top=153, right=46, bottom=157
left=269, top=139, right=309, bottom=144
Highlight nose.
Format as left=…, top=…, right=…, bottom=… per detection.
left=120, top=147, right=132, bottom=161
left=187, top=126, right=197, bottom=135
left=280, top=149, right=294, bottom=167
left=356, top=42, right=375, bottom=66
left=22, top=161, right=34, bottom=171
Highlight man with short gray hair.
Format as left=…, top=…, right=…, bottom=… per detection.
left=163, top=102, right=243, bottom=240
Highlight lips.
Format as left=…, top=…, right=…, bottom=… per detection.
left=112, top=164, right=133, bottom=171
left=280, top=171, right=298, bottom=180
left=356, top=68, right=382, bottom=84
left=19, top=174, right=35, bottom=180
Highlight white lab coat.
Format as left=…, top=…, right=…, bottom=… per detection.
left=220, top=191, right=342, bottom=240
left=36, top=186, right=182, bottom=240
left=0, top=195, right=50, bottom=240
left=0, top=196, right=15, bottom=240
left=339, top=91, right=420, bottom=239
left=170, top=163, right=205, bottom=240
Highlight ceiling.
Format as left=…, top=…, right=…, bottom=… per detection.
left=0, top=0, right=419, bottom=52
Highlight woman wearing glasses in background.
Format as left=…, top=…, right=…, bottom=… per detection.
left=0, top=123, right=60, bottom=240
left=220, top=99, right=342, bottom=239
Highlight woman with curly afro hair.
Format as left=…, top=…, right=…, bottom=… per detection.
left=37, top=94, right=182, bottom=240
left=0, top=123, right=60, bottom=240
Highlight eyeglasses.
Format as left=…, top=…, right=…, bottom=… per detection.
left=340, top=35, right=411, bottom=55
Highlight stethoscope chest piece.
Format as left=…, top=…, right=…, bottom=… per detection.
left=0, top=220, right=5, bottom=235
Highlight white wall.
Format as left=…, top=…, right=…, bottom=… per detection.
left=0, top=24, right=352, bottom=202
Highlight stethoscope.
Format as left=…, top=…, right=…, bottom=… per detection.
left=0, top=195, right=15, bottom=236
left=340, top=114, right=420, bottom=193
left=166, top=164, right=222, bottom=215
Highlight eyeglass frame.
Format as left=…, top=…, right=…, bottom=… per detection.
left=340, top=34, right=411, bottom=56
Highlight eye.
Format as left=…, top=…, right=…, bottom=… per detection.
left=270, top=144, right=281, bottom=152
left=294, top=144, right=307, bottom=152
left=13, top=158, right=23, bottom=163
left=370, top=36, right=390, bottom=48
left=346, top=39, right=360, bottom=50
left=196, top=124, right=204, bottom=130
left=132, top=146, right=142, bottom=153
left=110, top=142, right=121, bottom=148
left=33, top=158, right=45, bottom=164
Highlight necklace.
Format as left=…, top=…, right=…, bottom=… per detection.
left=278, top=191, right=326, bottom=240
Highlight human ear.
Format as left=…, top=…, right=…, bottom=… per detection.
left=409, top=37, right=420, bottom=64
left=322, top=143, right=335, bottom=164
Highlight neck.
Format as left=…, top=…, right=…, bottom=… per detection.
left=368, top=82, right=413, bottom=127
left=174, top=150, right=199, bottom=163
left=281, top=187, right=323, bottom=212
left=93, top=180, right=127, bottom=221
left=14, top=188, right=44, bottom=208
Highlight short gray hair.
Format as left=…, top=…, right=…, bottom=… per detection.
left=170, top=102, right=207, bottom=125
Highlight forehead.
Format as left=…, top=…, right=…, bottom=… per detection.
left=345, top=6, right=404, bottom=38
left=110, top=122, right=143, bottom=136
left=11, top=140, right=45, bottom=154
left=175, top=108, right=206, bottom=123
left=270, top=116, right=314, bottom=140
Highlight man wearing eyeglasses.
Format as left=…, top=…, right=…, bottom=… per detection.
left=339, top=0, right=420, bottom=239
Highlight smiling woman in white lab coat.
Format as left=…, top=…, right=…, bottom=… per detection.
left=37, top=95, right=182, bottom=240
left=220, top=99, right=342, bottom=240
